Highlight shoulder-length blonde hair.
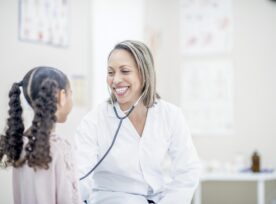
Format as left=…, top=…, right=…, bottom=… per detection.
left=107, top=40, right=160, bottom=107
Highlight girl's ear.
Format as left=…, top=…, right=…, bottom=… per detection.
left=57, top=89, right=67, bottom=107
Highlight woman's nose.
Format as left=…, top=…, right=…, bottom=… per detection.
left=113, top=73, right=122, bottom=84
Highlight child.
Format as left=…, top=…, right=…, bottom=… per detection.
left=0, top=66, right=82, bottom=204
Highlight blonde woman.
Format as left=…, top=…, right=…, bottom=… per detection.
left=75, top=40, right=201, bottom=204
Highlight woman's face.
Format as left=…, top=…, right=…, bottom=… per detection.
left=107, top=49, right=143, bottom=110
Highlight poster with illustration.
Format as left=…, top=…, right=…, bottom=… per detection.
left=180, top=61, right=234, bottom=135
left=19, top=0, right=69, bottom=47
left=180, top=0, right=233, bottom=55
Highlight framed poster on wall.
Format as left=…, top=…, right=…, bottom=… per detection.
left=180, top=0, right=233, bottom=56
left=18, top=0, right=70, bottom=47
left=180, top=60, right=234, bottom=135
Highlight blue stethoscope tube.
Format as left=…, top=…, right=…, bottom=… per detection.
left=79, top=105, right=135, bottom=181
left=79, top=85, right=145, bottom=180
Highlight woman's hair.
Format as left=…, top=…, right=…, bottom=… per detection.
left=0, top=66, right=69, bottom=169
left=107, top=40, right=160, bottom=108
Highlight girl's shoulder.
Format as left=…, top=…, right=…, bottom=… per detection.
left=50, top=133, right=71, bottom=145
left=50, top=134, right=73, bottom=160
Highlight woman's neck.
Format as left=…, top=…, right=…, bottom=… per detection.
left=128, top=103, right=148, bottom=137
left=128, top=103, right=147, bottom=119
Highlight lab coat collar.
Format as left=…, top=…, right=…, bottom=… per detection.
left=106, top=100, right=160, bottom=118
left=106, top=102, right=127, bottom=118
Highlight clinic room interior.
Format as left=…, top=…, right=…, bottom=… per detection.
left=0, top=0, right=276, bottom=204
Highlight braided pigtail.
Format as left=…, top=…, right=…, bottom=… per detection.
left=25, top=79, right=58, bottom=169
left=0, top=83, right=24, bottom=167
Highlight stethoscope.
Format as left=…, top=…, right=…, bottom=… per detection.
left=79, top=91, right=144, bottom=181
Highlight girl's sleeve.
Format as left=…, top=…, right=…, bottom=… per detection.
left=54, top=139, right=83, bottom=204
left=74, top=114, right=99, bottom=202
left=159, top=109, right=201, bottom=204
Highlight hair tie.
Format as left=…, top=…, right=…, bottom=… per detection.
left=16, top=81, right=23, bottom=87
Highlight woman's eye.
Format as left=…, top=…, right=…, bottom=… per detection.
left=121, top=70, right=130, bottom=74
left=108, top=71, right=114, bottom=75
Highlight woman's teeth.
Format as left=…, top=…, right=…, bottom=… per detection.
left=115, top=87, right=128, bottom=94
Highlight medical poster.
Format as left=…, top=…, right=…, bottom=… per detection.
left=19, top=0, right=70, bottom=47
left=180, top=61, right=234, bottom=135
left=180, top=0, right=233, bottom=55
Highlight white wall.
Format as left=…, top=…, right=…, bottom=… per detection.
left=89, top=0, right=144, bottom=107
left=0, top=0, right=90, bottom=203
left=194, top=0, right=276, bottom=170
left=145, top=0, right=276, bottom=170
left=144, top=0, right=181, bottom=104
left=144, top=0, right=276, bottom=203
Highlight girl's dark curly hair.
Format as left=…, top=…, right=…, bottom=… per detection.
left=0, top=83, right=24, bottom=167
left=0, top=66, right=69, bottom=169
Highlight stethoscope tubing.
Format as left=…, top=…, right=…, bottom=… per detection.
left=79, top=106, right=135, bottom=181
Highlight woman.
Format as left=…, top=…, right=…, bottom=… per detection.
left=75, top=40, right=201, bottom=204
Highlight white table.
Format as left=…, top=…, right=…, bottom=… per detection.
left=193, top=172, right=276, bottom=204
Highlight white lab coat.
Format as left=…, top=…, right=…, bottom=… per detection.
left=75, top=99, right=201, bottom=204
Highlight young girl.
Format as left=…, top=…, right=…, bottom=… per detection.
left=0, top=66, right=82, bottom=204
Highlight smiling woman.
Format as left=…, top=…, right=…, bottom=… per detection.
left=75, top=40, right=201, bottom=204
left=107, top=48, right=143, bottom=111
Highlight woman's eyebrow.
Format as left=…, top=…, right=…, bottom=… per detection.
left=119, top=65, right=132, bottom=69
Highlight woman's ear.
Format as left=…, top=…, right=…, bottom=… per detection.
left=57, top=89, right=67, bottom=107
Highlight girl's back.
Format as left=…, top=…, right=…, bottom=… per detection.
left=0, top=66, right=82, bottom=204
left=13, top=134, right=81, bottom=204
